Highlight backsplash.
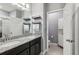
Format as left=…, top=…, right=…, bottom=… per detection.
left=0, top=33, right=41, bottom=43
left=0, top=33, right=32, bottom=43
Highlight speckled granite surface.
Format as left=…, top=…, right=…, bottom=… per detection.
left=0, top=34, right=41, bottom=54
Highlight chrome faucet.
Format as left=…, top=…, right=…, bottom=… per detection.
left=2, top=32, right=13, bottom=42
left=3, top=34, right=8, bottom=42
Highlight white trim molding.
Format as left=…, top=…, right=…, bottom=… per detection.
left=47, top=9, right=63, bottom=14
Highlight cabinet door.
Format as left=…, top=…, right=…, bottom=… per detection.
left=30, top=42, right=41, bottom=55
left=30, top=37, right=41, bottom=55
left=35, top=43, right=41, bottom=55
left=30, top=45, right=36, bottom=55
left=19, top=48, right=29, bottom=55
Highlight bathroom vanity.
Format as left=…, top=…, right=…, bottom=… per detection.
left=0, top=34, right=41, bottom=55
left=0, top=16, right=42, bottom=55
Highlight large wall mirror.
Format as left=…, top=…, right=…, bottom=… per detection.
left=33, top=22, right=41, bottom=34
left=23, top=23, right=30, bottom=34
left=0, top=3, right=31, bottom=39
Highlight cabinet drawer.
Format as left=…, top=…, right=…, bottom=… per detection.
left=30, top=45, right=36, bottom=55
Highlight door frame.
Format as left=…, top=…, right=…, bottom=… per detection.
left=46, top=9, right=63, bottom=52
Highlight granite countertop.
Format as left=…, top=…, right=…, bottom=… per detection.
left=0, top=34, right=41, bottom=54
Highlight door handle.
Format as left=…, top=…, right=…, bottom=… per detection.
left=66, top=39, right=74, bottom=43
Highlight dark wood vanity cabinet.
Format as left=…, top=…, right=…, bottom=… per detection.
left=0, top=37, right=41, bottom=55
left=19, top=48, right=29, bottom=55
left=0, top=42, right=30, bottom=55
left=29, top=37, right=41, bottom=55
left=30, top=43, right=41, bottom=55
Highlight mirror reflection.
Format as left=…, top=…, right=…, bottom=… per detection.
left=23, top=23, right=30, bottom=34
left=0, top=3, right=42, bottom=40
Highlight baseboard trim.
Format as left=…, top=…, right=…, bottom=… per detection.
left=40, top=49, right=48, bottom=55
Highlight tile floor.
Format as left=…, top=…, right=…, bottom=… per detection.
left=47, top=43, right=63, bottom=55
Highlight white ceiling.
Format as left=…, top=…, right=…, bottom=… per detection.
left=0, top=3, right=22, bottom=12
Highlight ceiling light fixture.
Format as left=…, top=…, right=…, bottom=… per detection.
left=12, top=3, right=29, bottom=10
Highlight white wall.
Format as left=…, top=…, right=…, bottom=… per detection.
left=23, top=4, right=32, bottom=18
left=23, top=10, right=31, bottom=18
left=9, top=9, right=23, bottom=18
left=0, top=10, right=9, bottom=17
left=9, top=10, right=16, bottom=17
left=31, top=3, right=47, bottom=54
left=31, top=3, right=43, bottom=16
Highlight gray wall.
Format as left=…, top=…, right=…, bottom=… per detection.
left=48, top=12, right=58, bottom=43
left=47, top=3, right=65, bottom=12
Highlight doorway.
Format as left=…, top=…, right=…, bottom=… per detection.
left=47, top=9, right=63, bottom=55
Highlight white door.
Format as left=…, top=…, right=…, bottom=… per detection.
left=58, top=11, right=63, bottom=47
left=63, top=4, right=75, bottom=55
left=74, top=4, right=79, bottom=55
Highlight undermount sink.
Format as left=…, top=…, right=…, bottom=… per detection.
left=0, top=41, right=20, bottom=48
left=26, top=36, right=36, bottom=39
